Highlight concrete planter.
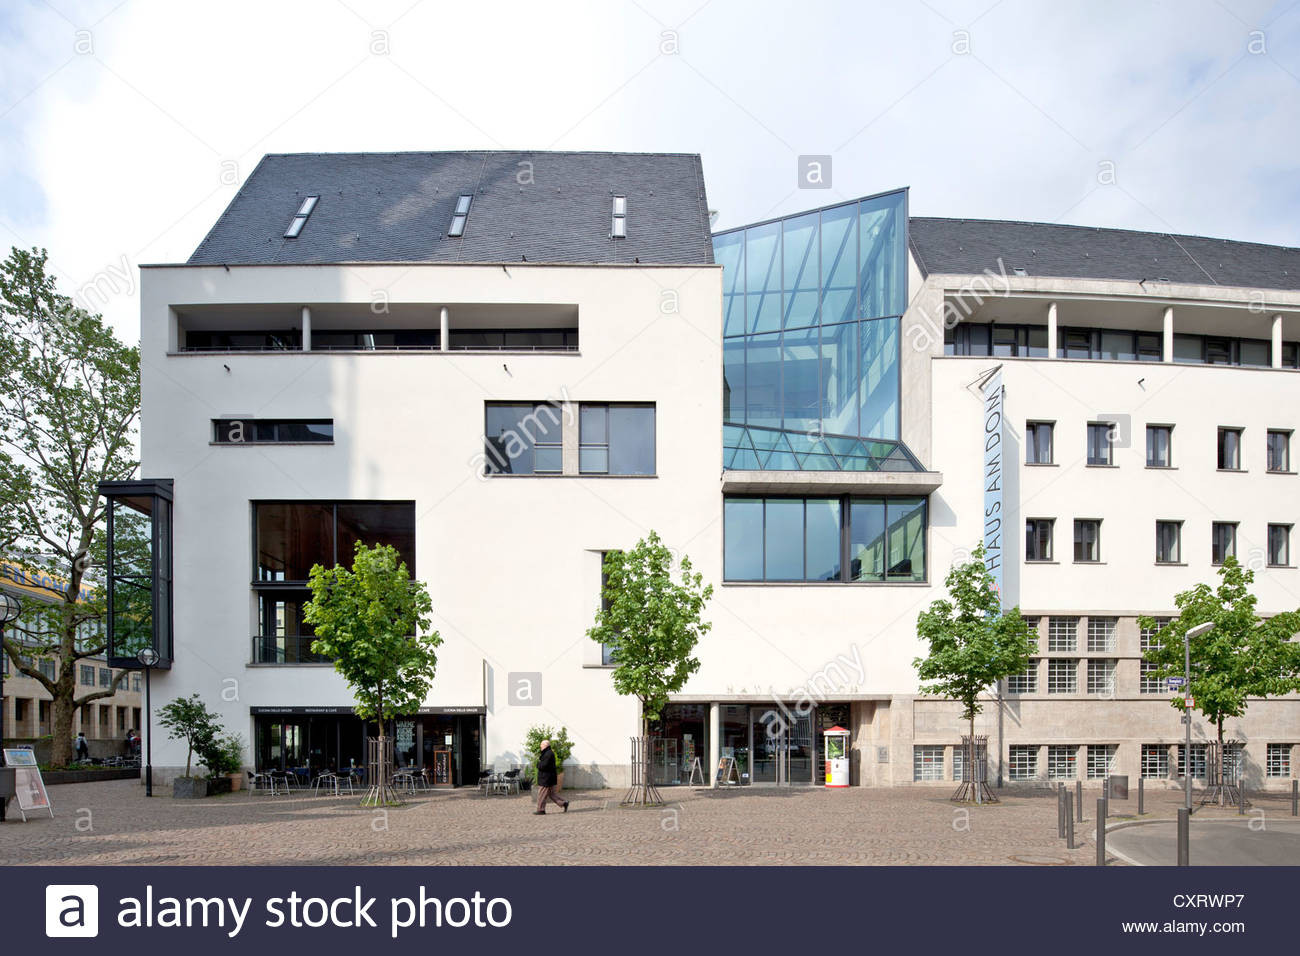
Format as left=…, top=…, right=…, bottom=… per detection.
left=172, top=776, right=207, bottom=799
left=227, top=773, right=244, bottom=792
left=172, top=775, right=233, bottom=798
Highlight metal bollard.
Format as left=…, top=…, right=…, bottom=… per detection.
left=1177, top=807, right=1190, bottom=866
left=1238, top=780, right=1246, bottom=815
left=1138, top=776, right=1144, bottom=815
left=1292, top=779, right=1297, bottom=816
left=1096, top=799, right=1107, bottom=866
left=1100, top=785, right=1108, bottom=822
left=1058, top=783, right=1066, bottom=838
left=1065, top=792, right=1075, bottom=849
left=1076, top=780, right=1083, bottom=821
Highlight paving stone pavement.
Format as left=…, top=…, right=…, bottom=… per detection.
left=0, top=779, right=1137, bottom=866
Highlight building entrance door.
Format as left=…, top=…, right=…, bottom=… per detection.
left=749, top=706, right=814, bottom=785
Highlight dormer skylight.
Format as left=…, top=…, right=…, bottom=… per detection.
left=448, top=194, right=473, bottom=237
left=284, top=196, right=318, bottom=239
left=611, top=196, right=627, bottom=238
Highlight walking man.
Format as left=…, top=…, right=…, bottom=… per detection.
left=74, top=732, right=90, bottom=762
left=533, top=739, right=569, bottom=815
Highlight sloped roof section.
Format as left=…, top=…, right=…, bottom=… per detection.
left=909, top=217, right=1300, bottom=291
left=189, top=151, right=714, bottom=266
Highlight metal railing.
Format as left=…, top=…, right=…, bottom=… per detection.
left=250, top=635, right=331, bottom=665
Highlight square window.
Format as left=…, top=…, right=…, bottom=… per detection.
left=1087, top=659, right=1116, bottom=696
left=99, top=668, right=110, bottom=688
left=1026, top=518, right=1054, bottom=562
left=1178, top=743, right=1208, bottom=780
left=1047, top=659, right=1077, bottom=694
left=1141, top=744, right=1169, bottom=779
left=1156, top=521, right=1182, bottom=564
left=1074, top=519, right=1101, bottom=563
left=913, top=745, right=945, bottom=782
left=1139, top=660, right=1164, bottom=694
left=1087, top=744, right=1116, bottom=779
left=1007, top=745, right=1038, bottom=781
left=1087, top=422, right=1114, bottom=465
left=1267, top=430, right=1291, bottom=473
left=1217, top=427, right=1242, bottom=470
left=1266, top=743, right=1293, bottom=778
left=1026, top=421, right=1053, bottom=464
left=1003, top=665, right=1034, bottom=697
left=1047, top=745, right=1077, bottom=780
left=1087, top=617, right=1116, bottom=652
left=1268, top=524, right=1291, bottom=567
left=1211, top=522, right=1238, bottom=565
left=1146, top=425, right=1172, bottom=467
left=1047, top=617, right=1078, bottom=652
left=579, top=403, right=655, bottom=476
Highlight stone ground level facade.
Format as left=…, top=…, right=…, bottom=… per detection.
left=3, top=779, right=1294, bottom=866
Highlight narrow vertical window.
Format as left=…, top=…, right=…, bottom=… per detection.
left=1146, top=425, right=1172, bottom=468
left=611, top=196, right=627, bottom=238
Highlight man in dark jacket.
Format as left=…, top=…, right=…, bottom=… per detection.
left=533, top=740, right=568, bottom=814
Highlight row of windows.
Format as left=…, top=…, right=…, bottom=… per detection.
left=946, top=323, right=1300, bottom=369
left=722, top=495, right=926, bottom=583
left=18, top=660, right=138, bottom=692
left=183, top=328, right=579, bottom=353
left=1025, top=518, right=1292, bottom=567
left=995, top=744, right=1293, bottom=781
left=483, top=402, right=656, bottom=476
left=1025, top=421, right=1292, bottom=472
left=211, top=403, right=657, bottom=476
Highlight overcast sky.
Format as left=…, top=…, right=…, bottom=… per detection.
left=2, top=0, right=1298, bottom=343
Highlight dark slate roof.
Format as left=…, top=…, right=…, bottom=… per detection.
left=909, top=217, right=1300, bottom=290
left=188, top=151, right=713, bottom=266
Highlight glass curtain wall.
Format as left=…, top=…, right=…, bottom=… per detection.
left=716, top=189, right=907, bottom=462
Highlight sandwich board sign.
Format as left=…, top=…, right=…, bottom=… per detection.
left=3, top=748, right=54, bottom=821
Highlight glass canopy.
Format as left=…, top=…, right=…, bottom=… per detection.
left=723, top=424, right=924, bottom=472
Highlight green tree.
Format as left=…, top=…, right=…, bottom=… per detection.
left=0, top=247, right=140, bottom=767
left=587, top=531, right=712, bottom=804
left=304, top=541, right=439, bottom=739
left=1139, top=556, right=1300, bottom=783
left=157, top=694, right=221, bottom=779
left=914, top=544, right=1037, bottom=789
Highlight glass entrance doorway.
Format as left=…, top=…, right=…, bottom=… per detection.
left=750, top=706, right=814, bottom=785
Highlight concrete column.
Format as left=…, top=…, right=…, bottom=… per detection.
left=1162, top=306, right=1174, bottom=363
left=561, top=402, right=580, bottom=475
left=1272, top=314, right=1283, bottom=369
left=301, top=306, right=312, bottom=352
left=1046, top=302, right=1057, bottom=356
left=708, top=702, right=720, bottom=785
left=440, top=306, right=450, bottom=352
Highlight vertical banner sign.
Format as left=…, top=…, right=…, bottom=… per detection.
left=981, top=369, right=1005, bottom=609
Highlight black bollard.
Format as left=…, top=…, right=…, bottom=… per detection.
left=1292, top=779, right=1297, bottom=817
left=1177, top=807, right=1190, bottom=866
left=1076, top=780, right=1083, bottom=821
left=1238, top=780, right=1246, bottom=815
left=1096, top=799, right=1107, bottom=866
left=1138, top=776, right=1144, bottom=815
left=1058, top=783, right=1066, bottom=838
left=1065, top=792, right=1075, bottom=849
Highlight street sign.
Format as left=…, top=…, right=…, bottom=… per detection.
left=1184, top=695, right=1195, bottom=709
left=1167, top=676, right=1187, bottom=689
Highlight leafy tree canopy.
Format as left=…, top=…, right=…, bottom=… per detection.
left=587, top=530, right=713, bottom=727
left=304, top=542, right=439, bottom=727
left=913, top=544, right=1037, bottom=724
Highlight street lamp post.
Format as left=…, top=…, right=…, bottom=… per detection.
left=1183, top=621, right=1214, bottom=811
left=136, top=647, right=159, bottom=797
left=0, top=592, right=23, bottom=823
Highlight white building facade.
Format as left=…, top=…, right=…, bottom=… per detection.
left=124, top=152, right=1299, bottom=791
